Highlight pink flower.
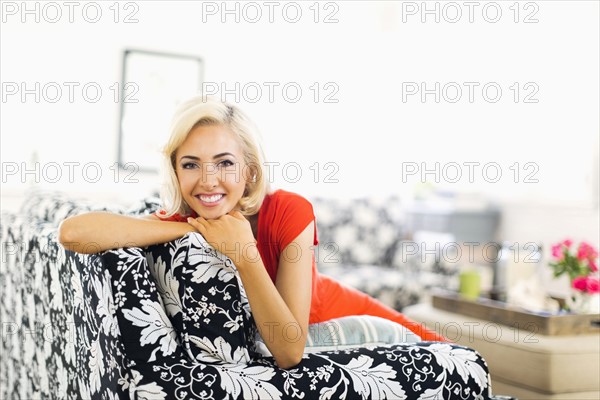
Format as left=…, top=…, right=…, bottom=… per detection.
left=572, top=276, right=600, bottom=294
left=577, top=242, right=599, bottom=262
left=551, top=243, right=564, bottom=259
left=550, top=240, right=599, bottom=293
left=588, top=277, right=600, bottom=293
left=572, top=276, right=587, bottom=291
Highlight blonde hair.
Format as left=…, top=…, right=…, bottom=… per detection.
left=160, top=95, right=270, bottom=217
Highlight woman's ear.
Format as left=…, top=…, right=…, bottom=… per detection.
left=244, top=162, right=257, bottom=183
left=243, top=171, right=255, bottom=197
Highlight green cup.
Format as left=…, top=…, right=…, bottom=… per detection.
left=459, top=270, right=481, bottom=300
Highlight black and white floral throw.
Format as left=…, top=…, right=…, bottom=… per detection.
left=1, top=193, right=495, bottom=399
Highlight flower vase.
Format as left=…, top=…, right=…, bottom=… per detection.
left=567, top=289, right=600, bottom=314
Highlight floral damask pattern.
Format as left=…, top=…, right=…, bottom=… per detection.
left=1, top=192, right=495, bottom=399
left=310, top=196, right=458, bottom=311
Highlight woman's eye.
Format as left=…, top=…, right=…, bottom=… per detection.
left=218, top=159, right=235, bottom=168
left=182, top=162, right=198, bottom=169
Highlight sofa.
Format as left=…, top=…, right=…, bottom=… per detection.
left=1, top=190, right=506, bottom=399
left=310, top=195, right=459, bottom=311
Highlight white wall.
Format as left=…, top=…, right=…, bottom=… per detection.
left=1, top=1, right=598, bottom=275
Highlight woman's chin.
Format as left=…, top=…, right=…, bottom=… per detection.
left=197, top=212, right=222, bottom=220
left=196, top=206, right=231, bottom=220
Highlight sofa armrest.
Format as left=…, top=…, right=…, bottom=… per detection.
left=1, top=212, right=125, bottom=399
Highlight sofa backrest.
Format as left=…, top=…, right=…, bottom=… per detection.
left=309, top=196, right=404, bottom=269
left=18, top=190, right=162, bottom=226
left=20, top=190, right=406, bottom=269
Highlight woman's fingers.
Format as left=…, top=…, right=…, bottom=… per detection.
left=187, top=217, right=206, bottom=232
left=228, top=209, right=245, bottom=219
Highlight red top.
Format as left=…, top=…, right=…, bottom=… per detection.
left=254, top=190, right=319, bottom=282
left=254, top=190, right=321, bottom=322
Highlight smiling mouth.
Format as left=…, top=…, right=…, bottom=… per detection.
left=196, top=194, right=224, bottom=204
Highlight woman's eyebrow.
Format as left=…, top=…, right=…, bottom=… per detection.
left=179, top=153, right=236, bottom=161
left=180, top=155, right=200, bottom=161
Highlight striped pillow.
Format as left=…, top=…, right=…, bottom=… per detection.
left=254, top=315, right=421, bottom=357
left=304, top=315, right=422, bottom=353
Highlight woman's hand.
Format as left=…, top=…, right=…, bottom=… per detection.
left=187, top=211, right=257, bottom=265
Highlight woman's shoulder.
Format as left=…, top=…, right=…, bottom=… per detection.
left=262, top=189, right=315, bottom=220
left=264, top=189, right=314, bottom=208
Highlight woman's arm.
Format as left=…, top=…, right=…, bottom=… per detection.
left=188, top=212, right=314, bottom=369
left=58, top=212, right=197, bottom=254
left=239, top=222, right=313, bottom=369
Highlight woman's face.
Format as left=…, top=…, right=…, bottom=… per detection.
left=175, top=124, right=250, bottom=219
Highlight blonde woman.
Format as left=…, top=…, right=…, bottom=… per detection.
left=59, top=95, right=446, bottom=370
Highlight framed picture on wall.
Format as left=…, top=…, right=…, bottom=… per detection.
left=117, top=49, right=204, bottom=173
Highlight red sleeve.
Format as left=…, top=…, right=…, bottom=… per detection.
left=249, top=190, right=321, bottom=283
left=270, top=191, right=319, bottom=254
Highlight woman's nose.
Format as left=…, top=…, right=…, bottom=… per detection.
left=198, top=164, right=219, bottom=189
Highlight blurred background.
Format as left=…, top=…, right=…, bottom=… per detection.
left=1, top=1, right=598, bottom=291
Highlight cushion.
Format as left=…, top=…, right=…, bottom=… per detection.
left=254, top=315, right=421, bottom=356
left=304, top=315, right=422, bottom=353
left=101, top=247, right=181, bottom=364
left=103, top=232, right=256, bottom=365
left=173, top=233, right=255, bottom=364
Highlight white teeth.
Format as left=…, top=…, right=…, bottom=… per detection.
left=199, top=194, right=223, bottom=203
